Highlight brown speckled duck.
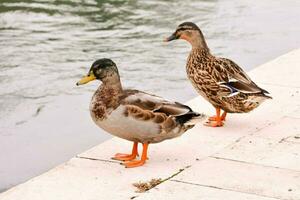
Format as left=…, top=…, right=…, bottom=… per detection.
left=165, top=22, right=272, bottom=127
left=76, top=58, right=205, bottom=168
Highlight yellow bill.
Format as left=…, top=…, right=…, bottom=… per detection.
left=76, top=72, right=96, bottom=86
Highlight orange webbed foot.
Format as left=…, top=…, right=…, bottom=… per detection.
left=208, top=116, right=218, bottom=121
left=121, top=143, right=149, bottom=168
left=112, top=153, right=137, bottom=161
left=208, top=111, right=227, bottom=121
left=111, top=142, right=138, bottom=161
left=204, top=120, right=224, bottom=127
left=205, top=108, right=226, bottom=127
left=122, top=160, right=146, bottom=168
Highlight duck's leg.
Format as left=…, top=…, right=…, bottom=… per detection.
left=112, top=142, right=138, bottom=161
left=209, top=111, right=227, bottom=121
left=221, top=111, right=227, bottom=121
left=123, top=143, right=149, bottom=168
left=205, top=108, right=224, bottom=127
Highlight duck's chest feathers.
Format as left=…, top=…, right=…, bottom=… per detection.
left=90, top=86, right=121, bottom=120
left=186, top=49, right=222, bottom=104
left=186, top=49, right=212, bottom=77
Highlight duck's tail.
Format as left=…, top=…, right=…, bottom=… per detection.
left=256, top=86, right=272, bottom=99
left=175, top=112, right=206, bottom=129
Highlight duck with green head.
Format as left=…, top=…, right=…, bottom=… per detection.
left=76, top=58, right=205, bottom=168
left=165, top=22, right=272, bottom=127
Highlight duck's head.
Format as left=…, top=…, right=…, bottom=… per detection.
left=76, top=58, right=120, bottom=86
left=164, top=22, right=208, bottom=49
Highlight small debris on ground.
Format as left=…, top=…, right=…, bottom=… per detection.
left=15, top=120, right=27, bottom=125
left=33, top=105, right=45, bottom=117
left=132, top=166, right=190, bottom=193
left=133, top=178, right=162, bottom=193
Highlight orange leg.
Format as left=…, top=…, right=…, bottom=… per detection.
left=205, top=108, right=224, bottom=127
left=208, top=111, right=227, bottom=121
left=123, top=143, right=149, bottom=168
left=221, top=111, right=227, bottom=121
left=112, top=142, right=138, bottom=161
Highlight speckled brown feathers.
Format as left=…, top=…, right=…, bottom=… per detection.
left=187, top=48, right=271, bottom=113
left=90, top=84, right=122, bottom=120
left=124, top=104, right=177, bottom=134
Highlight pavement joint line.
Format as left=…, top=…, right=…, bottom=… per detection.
left=285, top=114, right=300, bottom=118
left=274, top=134, right=300, bottom=145
left=211, top=121, right=270, bottom=156
left=278, top=138, right=300, bottom=145
left=238, top=131, right=300, bottom=145
left=210, top=134, right=249, bottom=160
left=75, top=156, right=120, bottom=164
left=210, top=156, right=300, bottom=173
left=249, top=118, right=283, bottom=136
left=250, top=121, right=276, bottom=135
left=245, top=116, right=300, bottom=143
left=205, top=134, right=246, bottom=164
left=284, top=115, right=300, bottom=120
left=169, top=179, right=284, bottom=200
left=210, top=119, right=279, bottom=159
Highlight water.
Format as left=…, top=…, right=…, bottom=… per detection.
left=0, top=0, right=300, bottom=192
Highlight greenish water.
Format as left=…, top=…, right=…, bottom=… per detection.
left=0, top=0, right=300, bottom=192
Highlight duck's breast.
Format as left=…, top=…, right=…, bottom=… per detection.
left=91, top=105, right=161, bottom=142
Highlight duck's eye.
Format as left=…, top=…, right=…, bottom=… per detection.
left=184, top=30, right=193, bottom=36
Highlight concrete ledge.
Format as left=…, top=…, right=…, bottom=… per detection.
left=1, top=49, right=300, bottom=200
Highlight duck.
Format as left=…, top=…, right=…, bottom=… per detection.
left=76, top=58, right=205, bottom=168
left=165, top=22, right=272, bottom=127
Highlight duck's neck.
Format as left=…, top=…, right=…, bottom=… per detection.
left=101, top=76, right=123, bottom=94
left=189, top=31, right=210, bottom=52
left=187, top=42, right=212, bottom=71
left=101, top=78, right=123, bottom=98
left=191, top=47, right=210, bottom=58
left=94, top=76, right=123, bottom=109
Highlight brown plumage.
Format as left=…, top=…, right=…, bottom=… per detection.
left=165, top=22, right=271, bottom=127
left=77, top=58, right=205, bottom=167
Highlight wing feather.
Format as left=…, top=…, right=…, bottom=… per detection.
left=216, top=58, right=269, bottom=95
left=120, top=90, right=204, bottom=133
left=121, top=90, right=191, bottom=116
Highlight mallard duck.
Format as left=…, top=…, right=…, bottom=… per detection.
left=165, top=22, right=272, bottom=127
left=76, top=58, right=204, bottom=168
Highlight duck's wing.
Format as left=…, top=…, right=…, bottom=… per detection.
left=120, top=89, right=204, bottom=127
left=121, top=90, right=191, bottom=116
left=215, top=58, right=271, bottom=96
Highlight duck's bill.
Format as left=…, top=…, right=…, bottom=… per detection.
left=76, top=73, right=96, bottom=86
left=164, top=33, right=177, bottom=42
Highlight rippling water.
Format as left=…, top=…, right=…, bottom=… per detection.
left=1, top=0, right=300, bottom=192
